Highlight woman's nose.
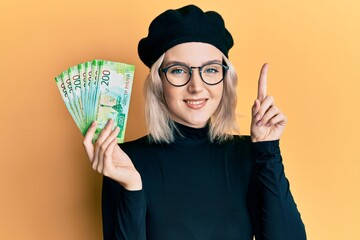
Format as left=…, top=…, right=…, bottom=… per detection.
left=187, top=69, right=204, bottom=93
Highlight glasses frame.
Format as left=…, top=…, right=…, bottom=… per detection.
left=159, top=62, right=229, bottom=87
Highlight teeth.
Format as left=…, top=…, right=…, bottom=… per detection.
left=186, top=100, right=205, bottom=105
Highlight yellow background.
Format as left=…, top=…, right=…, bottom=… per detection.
left=1, top=0, right=359, bottom=239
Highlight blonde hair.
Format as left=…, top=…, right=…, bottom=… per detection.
left=144, top=53, right=239, bottom=143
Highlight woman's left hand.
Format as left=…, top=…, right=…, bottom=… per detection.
left=251, top=63, right=287, bottom=142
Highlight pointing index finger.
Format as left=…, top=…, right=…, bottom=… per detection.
left=257, top=63, right=268, bottom=101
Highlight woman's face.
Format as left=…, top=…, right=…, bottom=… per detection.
left=161, top=42, right=224, bottom=128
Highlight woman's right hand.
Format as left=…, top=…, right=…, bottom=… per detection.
left=83, top=119, right=142, bottom=191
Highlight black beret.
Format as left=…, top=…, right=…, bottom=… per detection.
left=138, top=5, right=234, bottom=68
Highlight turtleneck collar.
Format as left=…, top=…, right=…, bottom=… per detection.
left=172, top=121, right=210, bottom=147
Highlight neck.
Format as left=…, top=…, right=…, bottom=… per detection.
left=172, top=121, right=210, bottom=147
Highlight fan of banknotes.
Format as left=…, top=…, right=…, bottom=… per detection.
left=55, top=59, right=135, bottom=143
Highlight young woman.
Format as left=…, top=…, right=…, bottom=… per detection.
left=83, top=5, right=306, bottom=240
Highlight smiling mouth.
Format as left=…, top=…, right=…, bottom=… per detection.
left=184, top=99, right=208, bottom=109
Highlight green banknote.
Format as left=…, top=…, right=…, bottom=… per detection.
left=84, top=61, right=92, bottom=125
left=55, top=60, right=135, bottom=142
left=77, top=62, right=87, bottom=118
left=68, top=65, right=86, bottom=129
left=54, top=75, right=82, bottom=131
left=88, top=60, right=101, bottom=127
left=93, top=60, right=135, bottom=143
left=60, top=71, right=85, bottom=131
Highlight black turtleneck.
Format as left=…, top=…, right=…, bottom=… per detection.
left=102, top=123, right=306, bottom=240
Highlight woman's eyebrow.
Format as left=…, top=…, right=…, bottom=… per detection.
left=162, top=59, right=223, bottom=67
left=162, top=61, right=186, bottom=66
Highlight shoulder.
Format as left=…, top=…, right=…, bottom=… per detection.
left=119, top=135, right=152, bottom=153
left=119, top=135, right=165, bottom=157
left=220, top=134, right=252, bottom=148
left=213, top=134, right=253, bottom=158
left=215, top=135, right=254, bottom=170
left=231, top=135, right=251, bottom=144
left=120, top=135, right=149, bottom=147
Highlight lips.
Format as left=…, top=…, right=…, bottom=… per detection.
left=184, top=98, right=208, bottom=109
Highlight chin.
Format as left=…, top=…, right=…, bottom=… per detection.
left=184, top=117, right=209, bottom=128
left=170, top=111, right=212, bottom=128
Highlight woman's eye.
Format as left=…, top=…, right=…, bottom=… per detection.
left=204, top=67, right=219, bottom=74
left=170, top=68, right=187, bottom=74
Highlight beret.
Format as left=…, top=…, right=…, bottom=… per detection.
left=138, top=5, right=234, bottom=68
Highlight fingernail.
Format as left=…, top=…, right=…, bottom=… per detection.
left=256, top=114, right=261, bottom=121
left=266, top=122, right=271, bottom=127
left=256, top=121, right=262, bottom=126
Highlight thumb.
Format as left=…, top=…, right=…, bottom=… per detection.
left=103, top=138, right=118, bottom=176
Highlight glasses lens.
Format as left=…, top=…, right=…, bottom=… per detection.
left=165, top=65, right=190, bottom=86
left=162, top=63, right=227, bottom=86
left=201, top=63, right=225, bottom=85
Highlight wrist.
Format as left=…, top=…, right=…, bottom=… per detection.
left=252, top=139, right=280, bottom=158
left=120, top=172, right=142, bottom=191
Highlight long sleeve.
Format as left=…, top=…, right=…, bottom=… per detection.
left=248, top=140, right=306, bottom=240
left=102, top=176, right=146, bottom=240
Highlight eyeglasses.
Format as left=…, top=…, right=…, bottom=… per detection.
left=159, top=62, right=229, bottom=87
